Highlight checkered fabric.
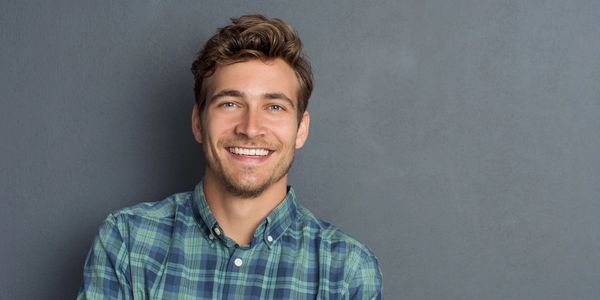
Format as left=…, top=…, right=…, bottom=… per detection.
left=78, top=182, right=382, bottom=299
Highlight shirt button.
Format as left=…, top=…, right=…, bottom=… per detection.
left=234, top=258, right=243, bottom=267
left=267, top=235, right=273, bottom=242
left=208, top=234, right=214, bottom=240
left=214, top=227, right=221, bottom=236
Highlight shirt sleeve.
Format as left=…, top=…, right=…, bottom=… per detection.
left=347, top=252, right=383, bottom=300
left=77, top=214, right=133, bottom=300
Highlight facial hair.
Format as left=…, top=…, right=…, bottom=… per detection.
left=203, top=134, right=296, bottom=199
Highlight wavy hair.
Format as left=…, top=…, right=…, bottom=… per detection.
left=191, top=14, right=313, bottom=121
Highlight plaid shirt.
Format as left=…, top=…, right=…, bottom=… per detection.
left=78, top=182, right=382, bottom=299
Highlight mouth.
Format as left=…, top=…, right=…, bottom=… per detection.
left=227, top=147, right=273, bottom=157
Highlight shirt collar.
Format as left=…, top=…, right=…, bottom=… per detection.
left=192, top=181, right=298, bottom=249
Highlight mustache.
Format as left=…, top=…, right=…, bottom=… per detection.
left=220, top=137, right=280, bottom=150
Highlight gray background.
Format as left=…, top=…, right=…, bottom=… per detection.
left=2, top=0, right=599, bottom=299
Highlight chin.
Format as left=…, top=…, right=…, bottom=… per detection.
left=220, top=173, right=270, bottom=198
left=224, top=182, right=270, bottom=199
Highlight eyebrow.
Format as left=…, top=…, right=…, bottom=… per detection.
left=209, top=89, right=295, bottom=109
left=263, top=92, right=295, bottom=109
left=209, top=89, right=243, bottom=103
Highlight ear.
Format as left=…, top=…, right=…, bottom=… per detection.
left=295, top=111, right=310, bottom=149
left=191, top=104, right=203, bottom=144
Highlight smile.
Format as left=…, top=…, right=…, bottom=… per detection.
left=228, top=147, right=271, bottom=157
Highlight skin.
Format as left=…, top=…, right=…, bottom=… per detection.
left=191, top=58, right=310, bottom=245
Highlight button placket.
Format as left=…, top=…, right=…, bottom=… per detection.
left=227, top=248, right=247, bottom=271
left=234, top=258, right=243, bottom=267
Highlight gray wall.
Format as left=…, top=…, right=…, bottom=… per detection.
left=2, top=1, right=599, bottom=299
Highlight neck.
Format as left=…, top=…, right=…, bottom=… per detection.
left=202, top=170, right=288, bottom=245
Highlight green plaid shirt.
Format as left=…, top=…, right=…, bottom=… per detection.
left=78, top=182, right=382, bottom=299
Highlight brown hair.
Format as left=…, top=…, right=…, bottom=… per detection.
left=191, top=14, right=313, bottom=121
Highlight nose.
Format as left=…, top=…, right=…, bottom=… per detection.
left=234, top=108, right=266, bottom=138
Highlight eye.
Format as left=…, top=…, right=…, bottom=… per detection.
left=268, top=104, right=284, bottom=111
left=219, top=102, right=237, bottom=109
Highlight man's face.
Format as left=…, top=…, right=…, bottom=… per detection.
left=192, top=58, right=309, bottom=198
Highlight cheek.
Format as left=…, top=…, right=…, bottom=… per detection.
left=272, top=123, right=299, bottom=144
left=205, top=117, right=236, bottom=139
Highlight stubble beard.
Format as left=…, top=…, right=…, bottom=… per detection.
left=203, top=135, right=296, bottom=199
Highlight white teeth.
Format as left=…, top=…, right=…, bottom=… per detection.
left=229, top=147, right=269, bottom=156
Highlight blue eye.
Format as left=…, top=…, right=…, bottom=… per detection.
left=269, top=104, right=283, bottom=111
left=221, top=102, right=236, bottom=108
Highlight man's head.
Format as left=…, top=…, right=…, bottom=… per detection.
left=191, top=15, right=312, bottom=198
left=191, top=14, right=313, bottom=122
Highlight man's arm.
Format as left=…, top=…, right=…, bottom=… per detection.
left=347, top=253, right=383, bottom=299
left=77, top=214, right=133, bottom=300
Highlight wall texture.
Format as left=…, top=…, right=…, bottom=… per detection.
left=2, top=1, right=599, bottom=299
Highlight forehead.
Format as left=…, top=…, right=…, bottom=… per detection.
left=204, top=58, right=300, bottom=102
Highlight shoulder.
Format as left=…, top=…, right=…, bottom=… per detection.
left=98, top=191, right=195, bottom=240
left=293, top=203, right=383, bottom=295
left=294, top=203, right=380, bottom=267
left=108, top=191, right=193, bottom=222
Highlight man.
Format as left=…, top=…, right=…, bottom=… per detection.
left=78, top=14, right=382, bottom=299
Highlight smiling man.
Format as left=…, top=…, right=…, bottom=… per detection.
left=78, top=15, right=382, bottom=299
